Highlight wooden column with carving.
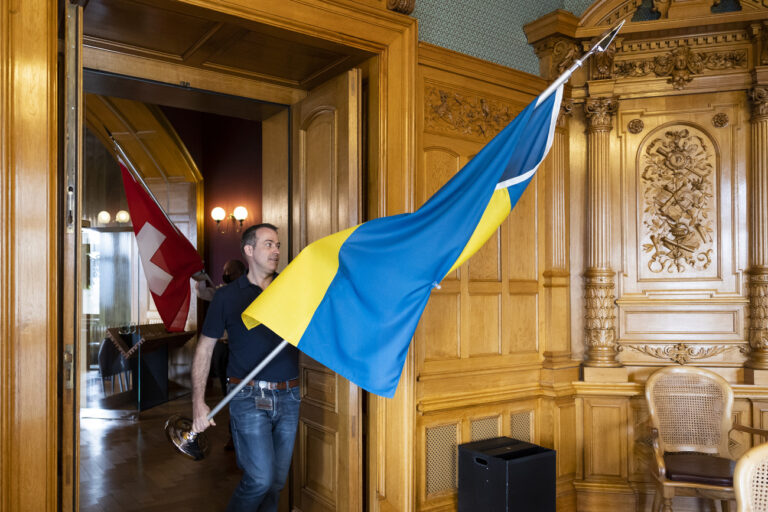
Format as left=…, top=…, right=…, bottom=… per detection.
left=748, top=79, right=768, bottom=369
left=583, top=96, right=621, bottom=367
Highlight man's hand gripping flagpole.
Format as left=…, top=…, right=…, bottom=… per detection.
left=164, top=19, right=625, bottom=462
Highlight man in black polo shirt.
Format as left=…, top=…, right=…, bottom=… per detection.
left=191, top=223, right=300, bottom=512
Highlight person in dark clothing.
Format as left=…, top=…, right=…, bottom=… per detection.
left=191, top=224, right=300, bottom=512
left=197, top=259, right=247, bottom=394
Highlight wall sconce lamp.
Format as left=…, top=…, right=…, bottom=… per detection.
left=232, top=206, right=248, bottom=232
left=211, top=206, right=248, bottom=234
left=96, top=209, right=131, bottom=226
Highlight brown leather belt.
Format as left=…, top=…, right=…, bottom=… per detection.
left=228, top=377, right=299, bottom=390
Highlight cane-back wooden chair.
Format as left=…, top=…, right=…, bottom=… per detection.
left=734, top=442, right=768, bottom=512
left=646, top=366, right=768, bottom=512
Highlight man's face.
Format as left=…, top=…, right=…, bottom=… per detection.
left=245, top=228, right=280, bottom=274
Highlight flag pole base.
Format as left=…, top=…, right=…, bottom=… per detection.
left=165, top=414, right=209, bottom=461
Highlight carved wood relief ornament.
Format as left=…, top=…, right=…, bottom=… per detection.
left=622, top=342, right=747, bottom=364
left=424, top=85, right=517, bottom=142
left=750, top=86, right=768, bottom=121
left=614, top=44, right=748, bottom=89
left=639, top=127, right=715, bottom=275
left=585, top=97, right=619, bottom=131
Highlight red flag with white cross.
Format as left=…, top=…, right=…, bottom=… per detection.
left=119, top=163, right=203, bottom=332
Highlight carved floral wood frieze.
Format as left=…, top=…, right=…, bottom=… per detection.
left=614, top=45, right=748, bottom=89
left=639, top=127, right=716, bottom=275
left=424, top=85, right=517, bottom=142
left=622, top=342, right=746, bottom=364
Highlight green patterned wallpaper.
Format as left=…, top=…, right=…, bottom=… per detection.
left=412, top=0, right=595, bottom=75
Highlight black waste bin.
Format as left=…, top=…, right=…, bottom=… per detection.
left=458, top=436, right=555, bottom=512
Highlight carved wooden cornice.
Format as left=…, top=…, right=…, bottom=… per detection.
left=749, top=86, right=768, bottom=121
left=584, top=97, right=618, bottom=131
left=620, top=32, right=751, bottom=53
left=424, top=84, right=516, bottom=142
left=387, top=0, right=415, bottom=15
left=614, top=45, right=748, bottom=89
left=622, top=342, right=746, bottom=364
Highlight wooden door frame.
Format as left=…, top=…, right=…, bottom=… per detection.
left=1, top=1, right=417, bottom=511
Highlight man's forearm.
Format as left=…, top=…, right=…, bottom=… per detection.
left=191, top=335, right=216, bottom=406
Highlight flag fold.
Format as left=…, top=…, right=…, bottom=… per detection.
left=242, top=85, right=564, bottom=397
left=119, top=163, right=204, bottom=332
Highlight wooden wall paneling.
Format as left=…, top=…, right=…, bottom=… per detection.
left=262, top=109, right=290, bottom=270
left=553, top=397, right=578, bottom=509
left=0, top=0, right=59, bottom=511
left=542, top=105, right=574, bottom=365
left=415, top=44, right=547, bottom=392
left=583, top=397, right=629, bottom=481
left=575, top=391, right=638, bottom=512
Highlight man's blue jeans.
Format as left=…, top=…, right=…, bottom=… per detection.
left=225, top=384, right=301, bottom=512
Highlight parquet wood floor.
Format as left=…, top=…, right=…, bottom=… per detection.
left=79, top=390, right=241, bottom=512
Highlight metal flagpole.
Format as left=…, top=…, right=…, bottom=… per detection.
left=164, top=18, right=626, bottom=462
left=165, top=341, right=290, bottom=460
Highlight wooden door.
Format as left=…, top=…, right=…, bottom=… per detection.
left=291, top=69, right=363, bottom=512
left=62, top=3, right=84, bottom=510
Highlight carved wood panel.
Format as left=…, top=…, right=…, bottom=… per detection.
left=638, top=125, right=717, bottom=278
left=616, top=92, right=749, bottom=359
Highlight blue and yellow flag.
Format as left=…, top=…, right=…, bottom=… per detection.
left=242, top=85, right=563, bottom=397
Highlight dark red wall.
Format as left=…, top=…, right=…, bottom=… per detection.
left=161, top=106, right=262, bottom=285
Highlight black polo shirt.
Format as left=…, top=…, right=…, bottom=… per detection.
left=201, top=273, right=299, bottom=381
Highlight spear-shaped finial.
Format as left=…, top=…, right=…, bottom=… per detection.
left=537, top=19, right=625, bottom=105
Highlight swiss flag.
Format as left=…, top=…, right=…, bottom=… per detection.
left=119, top=163, right=204, bottom=332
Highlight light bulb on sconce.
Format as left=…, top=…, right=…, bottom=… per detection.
left=211, top=206, right=227, bottom=234
left=115, top=210, right=131, bottom=223
left=97, top=210, right=112, bottom=225
left=232, top=206, right=248, bottom=232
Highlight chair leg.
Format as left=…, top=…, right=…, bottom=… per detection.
left=661, top=487, right=675, bottom=512
left=721, top=499, right=730, bottom=512
left=651, top=489, right=660, bottom=512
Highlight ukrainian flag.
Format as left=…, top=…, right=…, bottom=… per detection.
left=242, top=84, right=563, bottom=398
